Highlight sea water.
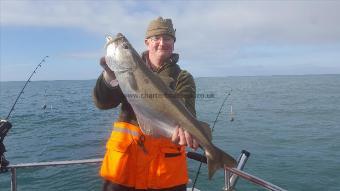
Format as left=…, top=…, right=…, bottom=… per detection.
left=0, top=75, right=339, bottom=191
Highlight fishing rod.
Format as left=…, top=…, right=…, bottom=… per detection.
left=191, top=89, right=232, bottom=190
left=5, top=56, right=48, bottom=120
left=1, top=55, right=48, bottom=141
left=5, top=56, right=49, bottom=120
left=1, top=56, right=48, bottom=172
left=189, top=88, right=287, bottom=191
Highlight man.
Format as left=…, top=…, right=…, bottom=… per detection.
left=93, top=17, right=198, bottom=191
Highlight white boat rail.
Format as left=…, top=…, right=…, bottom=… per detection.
left=7, top=158, right=102, bottom=191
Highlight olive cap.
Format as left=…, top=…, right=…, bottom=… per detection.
left=145, top=17, right=176, bottom=40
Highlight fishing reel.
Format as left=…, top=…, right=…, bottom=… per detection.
left=0, top=119, right=12, bottom=141
left=0, top=119, right=12, bottom=172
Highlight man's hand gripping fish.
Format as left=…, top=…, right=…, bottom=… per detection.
left=105, top=33, right=237, bottom=179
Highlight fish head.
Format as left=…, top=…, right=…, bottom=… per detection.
left=105, top=33, right=138, bottom=74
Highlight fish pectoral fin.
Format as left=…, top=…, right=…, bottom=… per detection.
left=128, top=73, right=138, bottom=91
left=198, top=120, right=212, bottom=141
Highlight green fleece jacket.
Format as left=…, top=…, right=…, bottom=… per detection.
left=92, top=53, right=196, bottom=126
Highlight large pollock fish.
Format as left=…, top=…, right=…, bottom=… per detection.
left=105, top=33, right=237, bottom=179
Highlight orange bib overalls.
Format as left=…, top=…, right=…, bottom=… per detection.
left=100, top=122, right=188, bottom=189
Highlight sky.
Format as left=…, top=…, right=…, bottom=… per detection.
left=0, top=0, right=339, bottom=81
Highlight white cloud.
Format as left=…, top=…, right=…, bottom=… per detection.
left=59, top=51, right=102, bottom=60
left=1, top=0, right=340, bottom=78
left=2, top=1, right=339, bottom=42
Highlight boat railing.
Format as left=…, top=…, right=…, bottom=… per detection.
left=4, top=150, right=286, bottom=191
left=7, top=158, right=102, bottom=191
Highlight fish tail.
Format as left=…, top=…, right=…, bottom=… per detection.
left=206, top=146, right=237, bottom=180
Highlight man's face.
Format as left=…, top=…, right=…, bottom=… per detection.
left=145, top=34, right=175, bottom=60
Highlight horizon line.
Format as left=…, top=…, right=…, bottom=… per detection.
left=1, top=73, right=339, bottom=82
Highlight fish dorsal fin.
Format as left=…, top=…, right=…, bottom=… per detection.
left=198, top=120, right=212, bottom=141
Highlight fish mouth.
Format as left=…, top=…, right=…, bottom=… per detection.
left=112, top=33, right=131, bottom=52
left=115, top=33, right=124, bottom=40
left=105, top=33, right=127, bottom=50
left=113, top=33, right=127, bottom=46
left=105, top=33, right=135, bottom=73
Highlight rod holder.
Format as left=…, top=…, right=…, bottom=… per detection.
left=223, top=150, right=250, bottom=191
